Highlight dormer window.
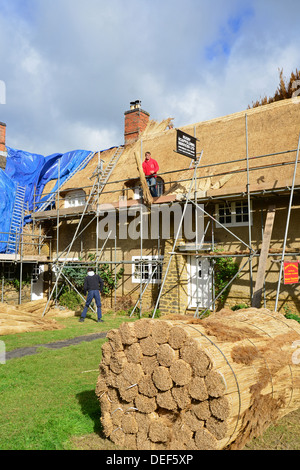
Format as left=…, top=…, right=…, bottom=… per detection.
left=64, top=189, right=86, bottom=208
left=133, top=177, right=165, bottom=198
left=124, top=178, right=142, bottom=200
left=155, top=177, right=165, bottom=197
left=124, top=177, right=165, bottom=200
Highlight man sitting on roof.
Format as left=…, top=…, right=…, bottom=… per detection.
left=142, top=151, right=159, bottom=197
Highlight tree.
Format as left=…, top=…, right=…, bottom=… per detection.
left=62, top=260, right=124, bottom=296
left=213, top=251, right=239, bottom=308
left=248, top=67, right=300, bottom=109
left=58, top=257, right=124, bottom=310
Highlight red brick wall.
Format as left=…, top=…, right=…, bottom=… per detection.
left=0, top=122, right=6, bottom=152
left=124, top=109, right=150, bottom=145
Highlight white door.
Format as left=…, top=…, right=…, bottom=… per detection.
left=187, top=256, right=212, bottom=309
left=31, top=264, right=44, bottom=301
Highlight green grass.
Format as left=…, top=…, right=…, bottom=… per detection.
left=244, top=408, right=300, bottom=450
left=0, top=314, right=134, bottom=450
left=1, top=312, right=134, bottom=352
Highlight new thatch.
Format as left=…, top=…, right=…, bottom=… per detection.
left=40, top=98, right=300, bottom=208
left=96, top=308, right=300, bottom=450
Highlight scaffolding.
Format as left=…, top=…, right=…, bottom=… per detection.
left=2, top=125, right=300, bottom=317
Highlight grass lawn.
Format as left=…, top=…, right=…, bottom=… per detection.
left=2, top=311, right=134, bottom=352
left=0, top=312, right=134, bottom=450
left=1, top=311, right=300, bottom=450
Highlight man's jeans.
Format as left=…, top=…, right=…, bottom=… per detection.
left=81, top=290, right=102, bottom=320
left=146, top=176, right=158, bottom=197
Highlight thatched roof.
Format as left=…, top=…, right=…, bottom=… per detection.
left=40, top=97, right=300, bottom=208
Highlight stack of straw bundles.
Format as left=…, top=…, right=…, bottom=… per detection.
left=96, top=309, right=300, bottom=450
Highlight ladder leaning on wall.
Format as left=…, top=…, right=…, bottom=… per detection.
left=42, top=145, right=125, bottom=317
left=35, top=146, right=124, bottom=213
left=6, top=184, right=26, bottom=254
left=89, top=145, right=124, bottom=206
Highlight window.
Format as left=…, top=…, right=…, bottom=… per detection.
left=156, top=177, right=165, bottom=197
left=64, top=190, right=86, bottom=208
left=133, top=186, right=143, bottom=200
left=215, top=200, right=252, bottom=227
left=124, top=178, right=142, bottom=200
left=132, top=256, right=163, bottom=284
left=132, top=177, right=165, bottom=199
left=4, top=264, right=16, bottom=280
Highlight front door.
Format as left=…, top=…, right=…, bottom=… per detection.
left=187, top=256, right=212, bottom=309
left=31, top=264, right=44, bottom=301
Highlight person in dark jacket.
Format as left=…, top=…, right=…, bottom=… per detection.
left=79, top=268, right=104, bottom=322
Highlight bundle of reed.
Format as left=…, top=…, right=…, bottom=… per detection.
left=0, top=301, right=64, bottom=336
left=134, top=152, right=153, bottom=205
left=96, top=309, right=300, bottom=450
left=15, top=298, right=74, bottom=318
left=15, top=298, right=55, bottom=314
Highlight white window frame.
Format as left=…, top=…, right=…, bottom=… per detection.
left=215, top=200, right=252, bottom=228
left=132, top=255, right=163, bottom=284
left=64, top=190, right=86, bottom=208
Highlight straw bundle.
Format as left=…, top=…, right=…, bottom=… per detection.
left=96, top=308, right=300, bottom=450
left=134, top=152, right=153, bottom=205
left=0, top=299, right=69, bottom=335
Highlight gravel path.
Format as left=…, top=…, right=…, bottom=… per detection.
left=6, top=332, right=107, bottom=361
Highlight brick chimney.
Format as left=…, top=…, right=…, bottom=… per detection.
left=124, top=100, right=150, bottom=145
left=0, top=122, right=7, bottom=170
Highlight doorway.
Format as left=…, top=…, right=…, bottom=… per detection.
left=187, top=256, right=212, bottom=309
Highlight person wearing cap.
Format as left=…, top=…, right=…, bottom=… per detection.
left=142, top=151, right=159, bottom=197
left=79, top=268, right=104, bottom=322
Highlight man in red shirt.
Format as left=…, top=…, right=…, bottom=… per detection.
left=142, top=151, right=159, bottom=197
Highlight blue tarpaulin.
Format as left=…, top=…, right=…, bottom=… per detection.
left=34, top=149, right=93, bottom=211
left=0, top=146, right=92, bottom=253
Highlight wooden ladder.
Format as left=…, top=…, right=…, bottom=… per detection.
left=252, top=205, right=276, bottom=308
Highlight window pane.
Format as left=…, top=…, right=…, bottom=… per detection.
left=235, top=201, right=249, bottom=223
left=143, top=263, right=150, bottom=280
left=152, top=263, right=162, bottom=281
left=218, top=204, right=232, bottom=225
left=156, top=178, right=164, bottom=197
left=134, top=262, right=141, bottom=280
left=198, top=260, right=202, bottom=279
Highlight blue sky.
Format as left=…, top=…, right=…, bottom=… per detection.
left=205, top=7, right=255, bottom=60
left=0, top=0, right=299, bottom=155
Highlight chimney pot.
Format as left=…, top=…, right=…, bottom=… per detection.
left=124, top=101, right=150, bottom=145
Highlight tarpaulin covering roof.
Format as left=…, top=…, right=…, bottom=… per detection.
left=0, top=147, right=92, bottom=253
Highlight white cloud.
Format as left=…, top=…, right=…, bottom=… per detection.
left=0, top=0, right=299, bottom=155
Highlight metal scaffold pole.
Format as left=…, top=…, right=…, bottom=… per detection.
left=245, top=114, right=253, bottom=301
left=152, top=151, right=203, bottom=319
left=42, top=177, right=99, bottom=317
left=29, top=132, right=299, bottom=319
left=274, top=132, right=300, bottom=312
left=55, top=158, right=60, bottom=304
